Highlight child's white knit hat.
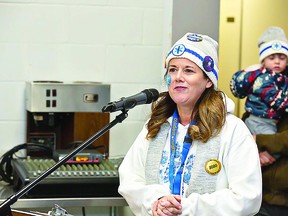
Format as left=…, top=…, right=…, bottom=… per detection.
left=258, top=26, right=288, bottom=62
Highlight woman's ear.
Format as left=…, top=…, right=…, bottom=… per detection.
left=206, top=79, right=213, bottom=88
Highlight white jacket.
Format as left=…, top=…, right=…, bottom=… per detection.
left=118, top=96, right=262, bottom=216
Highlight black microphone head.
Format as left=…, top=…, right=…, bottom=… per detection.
left=102, top=88, right=160, bottom=113
left=142, top=88, right=159, bottom=103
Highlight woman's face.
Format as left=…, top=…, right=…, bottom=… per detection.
left=167, top=58, right=212, bottom=109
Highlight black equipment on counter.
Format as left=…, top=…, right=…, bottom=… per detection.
left=12, top=157, right=123, bottom=198
left=0, top=104, right=129, bottom=216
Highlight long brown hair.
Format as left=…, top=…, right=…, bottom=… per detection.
left=146, top=87, right=226, bottom=143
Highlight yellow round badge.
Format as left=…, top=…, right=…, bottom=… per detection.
left=205, top=158, right=221, bottom=175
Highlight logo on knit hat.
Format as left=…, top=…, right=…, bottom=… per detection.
left=271, top=41, right=282, bottom=50
left=187, top=33, right=203, bottom=42
left=203, top=56, right=214, bottom=72
left=171, top=44, right=185, bottom=56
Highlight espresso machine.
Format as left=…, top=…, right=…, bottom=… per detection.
left=25, top=81, right=111, bottom=155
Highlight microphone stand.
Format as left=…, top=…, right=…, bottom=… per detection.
left=0, top=110, right=129, bottom=216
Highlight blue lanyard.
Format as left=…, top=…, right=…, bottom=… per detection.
left=169, top=110, right=195, bottom=195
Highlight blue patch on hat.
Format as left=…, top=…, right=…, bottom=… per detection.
left=172, top=44, right=186, bottom=56
left=187, top=33, right=203, bottom=42
left=203, top=56, right=214, bottom=72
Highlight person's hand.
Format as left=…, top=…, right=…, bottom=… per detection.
left=259, top=151, right=276, bottom=167
left=152, top=194, right=182, bottom=216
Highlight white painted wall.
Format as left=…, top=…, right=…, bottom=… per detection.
left=0, top=0, right=167, bottom=157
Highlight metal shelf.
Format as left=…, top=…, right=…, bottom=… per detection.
left=0, top=183, right=127, bottom=215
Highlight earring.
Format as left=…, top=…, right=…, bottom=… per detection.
left=166, top=74, right=171, bottom=87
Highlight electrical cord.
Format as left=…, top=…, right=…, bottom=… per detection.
left=0, top=143, right=53, bottom=184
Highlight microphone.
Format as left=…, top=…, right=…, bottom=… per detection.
left=102, top=88, right=159, bottom=113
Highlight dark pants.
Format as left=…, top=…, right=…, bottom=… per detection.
left=256, top=202, right=288, bottom=216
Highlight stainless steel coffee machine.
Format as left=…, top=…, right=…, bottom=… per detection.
left=25, top=81, right=111, bottom=155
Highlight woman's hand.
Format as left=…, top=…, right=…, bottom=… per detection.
left=152, top=195, right=182, bottom=216
left=259, top=151, right=276, bottom=166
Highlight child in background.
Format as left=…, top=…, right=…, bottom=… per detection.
left=230, top=26, right=288, bottom=139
